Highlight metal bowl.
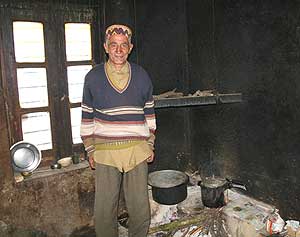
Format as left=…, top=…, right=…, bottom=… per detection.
left=10, top=141, right=41, bottom=172
left=57, top=157, right=72, bottom=167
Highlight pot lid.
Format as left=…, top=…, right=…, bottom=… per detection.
left=10, top=141, right=41, bottom=173
left=148, top=170, right=188, bottom=188
left=200, top=176, right=227, bottom=188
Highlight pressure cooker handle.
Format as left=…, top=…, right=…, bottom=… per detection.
left=226, top=178, right=247, bottom=191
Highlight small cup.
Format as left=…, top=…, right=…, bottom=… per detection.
left=21, top=171, right=32, bottom=177
left=50, top=163, right=62, bottom=169
left=72, top=154, right=80, bottom=164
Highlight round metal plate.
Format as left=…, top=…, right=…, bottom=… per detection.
left=10, top=141, right=41, bottom=172
left=148, top=170, right=188, bottom=188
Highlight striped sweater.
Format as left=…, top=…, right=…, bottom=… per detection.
left=80, top=62, right=156, bottom=155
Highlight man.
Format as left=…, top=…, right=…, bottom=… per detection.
left=80, top=24, right=156, bottom=237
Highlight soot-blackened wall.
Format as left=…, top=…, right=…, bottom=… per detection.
left=187, top=0, right=300, bottom=219
left=135, top=0, right=192, bottom=172
left=105, top=0, right=300, bottom=218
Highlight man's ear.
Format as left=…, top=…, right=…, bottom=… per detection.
left=103, top=43, right=108, bottom=53
left=129, top=43, right=134, bottom=53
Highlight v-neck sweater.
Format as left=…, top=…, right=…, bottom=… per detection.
left=80, top=62, right=156, bottom=170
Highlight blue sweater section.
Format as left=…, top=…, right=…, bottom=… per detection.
left=82, top=62, right=154, bottom=122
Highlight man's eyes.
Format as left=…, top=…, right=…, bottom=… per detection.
left=109, top=43, right=129, bottom=49
left=121, top=44, right=129, bottom=48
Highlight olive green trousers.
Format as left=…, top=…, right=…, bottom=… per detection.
left=94, top=161, right=150, bottom=237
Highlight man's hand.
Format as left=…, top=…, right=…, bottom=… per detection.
left=146, top=151, right=155, bottom=163
left=88, top=153, right=95, bottom=170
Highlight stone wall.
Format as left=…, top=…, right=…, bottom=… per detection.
left=0, top=168, right=95, bottom=237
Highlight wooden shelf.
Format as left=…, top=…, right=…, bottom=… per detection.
left=154, top=93, right=242, bottom=108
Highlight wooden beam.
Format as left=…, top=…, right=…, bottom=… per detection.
left=0, top=8, right=14, bottom=184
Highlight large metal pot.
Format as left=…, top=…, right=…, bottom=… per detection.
left=148, top=170, right=189, bottom=205
left=198, top=176, right=246, bottom=208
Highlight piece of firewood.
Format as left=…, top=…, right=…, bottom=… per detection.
left=154, top=88, right=184, bottom=99
left=149, top=208, right=230, bottom=237
left=149, top=209, right=212, bottom=234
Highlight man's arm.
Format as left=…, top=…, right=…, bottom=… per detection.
left=144, top=80, right=156, bottom=162
left=80, top=77, right=95, bottom=169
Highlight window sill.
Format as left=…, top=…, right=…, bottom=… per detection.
left=14, top=160, right=90, bottom=183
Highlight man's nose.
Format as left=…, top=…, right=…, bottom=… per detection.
left=116, top=45, right=122, bottom=53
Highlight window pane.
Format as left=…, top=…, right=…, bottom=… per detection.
left=17, top=68, right=48, bottom=108
left=13, top=21, right=45, bottom=62
left=65, top=23, right=92, bottom=61
left=67, top=65, right=92, bottom=103
left=22, top=112, right=52, bottom=150
left=70, top=107, right=82, bottom=144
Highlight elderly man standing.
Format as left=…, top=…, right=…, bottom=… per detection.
left=80, top=24, right=156, bottom=237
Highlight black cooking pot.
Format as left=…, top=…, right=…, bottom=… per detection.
left=198, top=176, right=246, bottom=208
left=148, top=170, right=188, bottom=205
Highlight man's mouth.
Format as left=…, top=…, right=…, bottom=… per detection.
left=114, top=55, right=125, bottom=59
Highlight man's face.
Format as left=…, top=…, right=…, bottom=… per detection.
left=104, top=34, right=133, bottom=67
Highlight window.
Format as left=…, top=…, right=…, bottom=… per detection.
left=13, top=21, right=53, bottom=150
left=12, top=21, right=93, bottom=153
left=16, top=68, right=49, bottom=108
left=65, top=23, right=92, bottom=62
left=13, top=22, right=45, bottom=63
left=22, top=112, right=52, bottom=150
left=2, top=8, right=98, bottom=165
left=65, top=23, right=93, bottom=144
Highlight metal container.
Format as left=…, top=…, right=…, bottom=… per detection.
left=198, top=176, right=246, bottom=208
left=10, top=141, right=41, bottom=173
left=148, top=170, right=189, bottom=205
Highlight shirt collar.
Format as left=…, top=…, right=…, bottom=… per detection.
left=107, top=60, right=129, bottom=74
